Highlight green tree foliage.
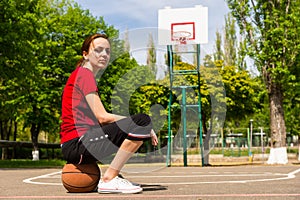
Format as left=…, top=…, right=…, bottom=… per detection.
left=99, top=52, right=139, bottom=113
left=202, top=55, right=261, bottom=133
left=0, top=0, right=121, bottom=154
left=220, top=65, right=261, bottom=124
left=0, top=0, right=44, bottom=147
left=146, top=33, right=157, bottom=75
left=223, top=14, right=237, bottom=67
left=284, top=54, right=300, bottom=136
left=163, top=60, right=211, bottom=137
left=226, top=0, right=300, bottom=149
left=213, top=13, right=247, bottom=70
left=211, top=12, right=261, bottom=131
left=213, top=30, right=223, bottom=61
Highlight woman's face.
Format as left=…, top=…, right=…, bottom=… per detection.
left=84, top=37, right=111, bottom=69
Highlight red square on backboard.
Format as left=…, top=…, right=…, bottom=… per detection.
left=171, top=22, right=195, bottom=41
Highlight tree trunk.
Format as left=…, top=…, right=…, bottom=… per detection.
left=30, top=123, right=40, bottom=161
left=203, top=129, right=212, bottom=166
left=298, top=137, right=300, bottom=161
left=264, top=65, right=288, bottom=164
left=0, top=121, right=4, bottom=160
left=1, top=120, right=10, bottom=160
left=0, top=121, right=3, bottom=139
left=13, top=121, right=17, bottom=141
left=12, top=121, right=18, bottom=159
left=201, top=113, right=211, bottom=166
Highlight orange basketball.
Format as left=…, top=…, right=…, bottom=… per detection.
left=61, top=163, right=100, bottom=193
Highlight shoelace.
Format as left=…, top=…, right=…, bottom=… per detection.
left=115, top=177, right=134, bottom=186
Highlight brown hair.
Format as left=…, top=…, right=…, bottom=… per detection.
left=76, top=33, right=110, bottom=68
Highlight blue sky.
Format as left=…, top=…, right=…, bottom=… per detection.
left=73, top=0, right=229, bottom=37
left=73, top=0, right=230, bottom=68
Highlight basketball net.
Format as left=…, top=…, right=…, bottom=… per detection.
left=172, top=31, right=191, bottom=53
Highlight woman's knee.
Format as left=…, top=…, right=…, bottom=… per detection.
left=132, top=113, right=152, bottom=126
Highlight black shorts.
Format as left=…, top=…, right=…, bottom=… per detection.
left=61, top=113, right=152, bottom=164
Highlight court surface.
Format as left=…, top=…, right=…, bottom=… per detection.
left=0, top=164, right=300, bottom=200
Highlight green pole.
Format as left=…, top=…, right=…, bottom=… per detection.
left=182, top=87, right=187, bottom=167
left=166, top=45, right=173, bottom=167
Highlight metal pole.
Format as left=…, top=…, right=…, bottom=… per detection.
left=260, top=127, right=264, bottom=163
left=221, top=128, right=224, bottom=156
left=166, top=45, right=173, bottom=167
left=247, top=128, right=251, bottom=156
left=197, top=44, right=204, bottom=167
left=182, top=87, right=188, bottom=167
left=250, top=119, right=253, bottom=149
left=249, top=119, right=254, bottom=162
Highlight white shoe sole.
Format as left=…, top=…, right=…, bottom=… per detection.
left=98, top=187, right=143, bottom=194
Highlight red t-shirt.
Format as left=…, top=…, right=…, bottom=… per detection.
left=60, top=67, right=99, bottom=144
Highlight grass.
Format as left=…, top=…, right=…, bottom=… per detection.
left=0, top=159, right=66, bottom=168
left=186, top=146, right=298, bottom=156
left=1, top=147, right=298, bottom=168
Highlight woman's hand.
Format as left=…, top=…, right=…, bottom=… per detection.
left=150, top=129, right=158, bottom=146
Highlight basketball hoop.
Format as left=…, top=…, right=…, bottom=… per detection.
left=172, top=31, right=192, bottom=45
left=158, top=6, right=208, bottom=45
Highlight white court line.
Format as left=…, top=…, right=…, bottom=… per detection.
left=141, top=167, right=300, bottom=185
left=127, top=173, right=286, bottom=178
left=23, top=167, right=300, bottom=186
left=23, top=171, right=62, bottom=185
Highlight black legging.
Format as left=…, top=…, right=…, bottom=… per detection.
left=61, top=113, right=152, bottom=164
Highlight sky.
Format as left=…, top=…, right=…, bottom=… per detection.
left=73, top=0, right=230, bottom=72
left=73, top=0, right=229, bottom=32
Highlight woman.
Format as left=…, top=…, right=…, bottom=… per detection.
left=60, top=33, right=158, bottom=194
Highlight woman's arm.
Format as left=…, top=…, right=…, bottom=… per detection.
left=113, top=114, right=127, bottom=121
left=86, top=92, right=157, bottom=145
left=150, top=129, right=158, bottom=146
left=85, top=92, right=126, bottom=124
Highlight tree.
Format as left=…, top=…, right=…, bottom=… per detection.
left=201, top=56, right=227, bottom=165
left=213, top=30, right=223, bottom=61
left=221, top=65, right=261, bottom=123
left=0, top=0, right=45, bottom=159
left=285, top=53, right=300, bottom=161
left=223, top=14, right=237, bottom=67
left=24, top=0, right=117, bottom=155
left=99, top=52, right=137, bottom=113
left=202, top=55, right=261, bottom=165
left=0, top=0, right=121, bottom=159
left=213, top=13, right=247, bottom=71
left=146, top=33, right=157, bottom=76
left=226, top=0, right=300, bottom=164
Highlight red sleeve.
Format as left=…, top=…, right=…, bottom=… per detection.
left=76, top=68, right=98, bottom=96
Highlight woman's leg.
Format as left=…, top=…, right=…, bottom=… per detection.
left=76, top=114, right=153, bottom=193
left=102, top=139, right=143, bottom=182
left=80, top=113, right=152, bottom=174
left=101, top=114, right=152, bottom=181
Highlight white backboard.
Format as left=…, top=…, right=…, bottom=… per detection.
left=158, top=5, right=208, bottom=45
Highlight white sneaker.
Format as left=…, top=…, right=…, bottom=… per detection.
left=118, top=174, right=141, bottom=187
left=98, top=176, right=142, bottom=194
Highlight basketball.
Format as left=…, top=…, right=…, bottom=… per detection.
left=61, top=163, right=101, bottom=193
